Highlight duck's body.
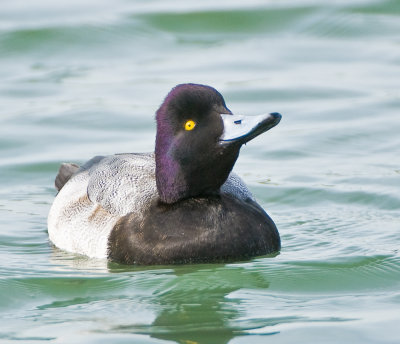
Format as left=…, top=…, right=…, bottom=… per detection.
left=48, top=153, right=265, bottom=261
left=48, top=84, right=282, bottom=264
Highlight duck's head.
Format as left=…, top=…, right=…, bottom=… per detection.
left=155, top=83, right=281, bottom=204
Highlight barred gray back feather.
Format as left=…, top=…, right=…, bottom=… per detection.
left=81, top=152, right=253, bottom=217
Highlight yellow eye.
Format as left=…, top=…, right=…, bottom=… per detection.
left=185, top=120, right=196, bottom=131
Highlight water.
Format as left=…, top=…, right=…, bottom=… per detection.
left=1, top=0, right=399, bottom=342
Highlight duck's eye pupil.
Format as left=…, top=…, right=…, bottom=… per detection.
left=185, top=120, right=196, bottom=131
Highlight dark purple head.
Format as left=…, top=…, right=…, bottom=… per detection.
left=155, top=83, right=281, bottom=204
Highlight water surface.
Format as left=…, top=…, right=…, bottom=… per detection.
left=1, top=0, right=399, bottom=343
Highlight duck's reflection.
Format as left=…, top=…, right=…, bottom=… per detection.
left=109, top=263, right=271, bottom=344
left=49, top=247, right=272, bottom=344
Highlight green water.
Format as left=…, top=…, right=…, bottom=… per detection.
left=1, top=0, right=400, bottom=343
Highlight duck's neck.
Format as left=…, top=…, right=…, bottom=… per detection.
left=155, top=136, right=240, bottom=204
left=155, top=124, right=188, bottom=204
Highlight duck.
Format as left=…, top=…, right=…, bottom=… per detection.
left=48, top=83, right=282, bottom=265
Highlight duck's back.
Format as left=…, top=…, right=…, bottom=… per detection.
left=48, top=153, right=255, bottom=259
left=84, top=153, right=158, bottom=216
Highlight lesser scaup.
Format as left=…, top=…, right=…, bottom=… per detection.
left=48, top=83, right=281, bottom=264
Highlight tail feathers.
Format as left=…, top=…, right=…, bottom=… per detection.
left=55, top=163, right=80, bottom=191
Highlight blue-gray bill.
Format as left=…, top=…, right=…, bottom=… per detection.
left=219, top=112, right=282, bottom=144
